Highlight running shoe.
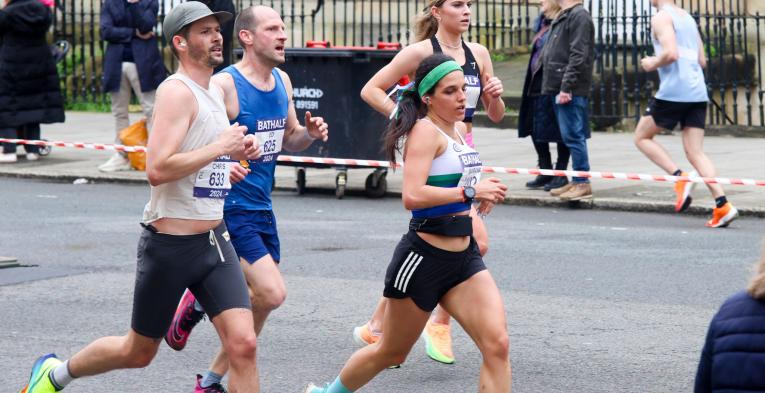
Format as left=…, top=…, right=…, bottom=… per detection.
left=194, top=374, right=227, bottom=393
left=352, top=322, right=381, bottom=346
left=674, top=171, right=697, bottom=213
left=303, top=383, right=327, bottom=393
left=20, top=353, right=62, bottom=393
left=706, top=202, right=739, bottom=228
left=422, top=320, right=455, bottom=364
left=165, top=289, right=205, bottom=351
left=352, top=323, right=400, bottom=368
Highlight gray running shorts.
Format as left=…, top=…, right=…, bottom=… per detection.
left=131, top=222, right=251, bottom=338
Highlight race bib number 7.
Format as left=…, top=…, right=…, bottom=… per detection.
left=193, top=155, right=233, bottom=199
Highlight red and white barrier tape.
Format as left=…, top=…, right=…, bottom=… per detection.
left=0, top=138, right=147, bottom=153
left=2, top=138, right=764, bottom=186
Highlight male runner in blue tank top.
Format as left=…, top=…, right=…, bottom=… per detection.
left=634, top=0, right=737, bottom=228
left=163, top=5, right=328, bottom=392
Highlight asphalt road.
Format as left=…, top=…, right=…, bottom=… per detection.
left=2, top=178, right=764, bottom=393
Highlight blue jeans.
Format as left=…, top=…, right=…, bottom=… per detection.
left=554, top=96, right=590, bottom=183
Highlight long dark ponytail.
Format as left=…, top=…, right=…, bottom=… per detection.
left=383, top=53, right=456, bottom=165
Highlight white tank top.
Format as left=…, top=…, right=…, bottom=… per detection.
left=411, top=118, right=482, bottom=218
left=142, top=73, right=233, bottom=223
left=652, top=5, right=708, bottom=102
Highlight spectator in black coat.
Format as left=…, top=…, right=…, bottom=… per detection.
left=517, top=0, right=570, bottom=191
left=695, top=244, right=765, bottom=392
left=0, top=0, right=65, bottom=163
left=189, top=0, right=236, bottom=72
left=99, top=0, right=166, bottom=172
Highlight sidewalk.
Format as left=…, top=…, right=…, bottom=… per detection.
left=1, top=111, right=763, bottom=217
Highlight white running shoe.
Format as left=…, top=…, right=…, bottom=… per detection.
left=0, top=153, right=17, bottom=163
left=26, top=153, right=40, bottom=161
left=98, top=153, right=131, bottom=172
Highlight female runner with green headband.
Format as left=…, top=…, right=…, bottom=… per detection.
left=304, top=54, right=511, bottom=393
left=355, top=0, right=505, bottom=366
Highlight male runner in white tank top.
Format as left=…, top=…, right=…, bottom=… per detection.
left=633, top=0, right=738, bottom=228
left=19, top=3, right=263, bottom=393
left=162, top=6, right=329, bottom=392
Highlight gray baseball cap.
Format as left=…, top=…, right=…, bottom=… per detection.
left=162, top=1, right=233, bottom=42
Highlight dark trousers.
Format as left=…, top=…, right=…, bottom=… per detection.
left=532, top=139, right=570, bottom=170
left=1, top=124, right=40, bottom=154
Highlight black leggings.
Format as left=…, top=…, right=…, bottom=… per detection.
left=1, top=124, right=40, bottom=154
left=532, top=138, right=570, bottom=170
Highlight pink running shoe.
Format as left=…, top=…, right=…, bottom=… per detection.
left=195, top=374, right=227, bottom=393
left=165, top=289, right=205, bottom=351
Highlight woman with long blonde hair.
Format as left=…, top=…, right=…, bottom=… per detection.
left=354, top=0, right=506, bottom=366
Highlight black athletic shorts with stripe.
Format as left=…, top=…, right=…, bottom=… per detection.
left=131, top=222, right=251, bottom=338
left=383, top=230, right=486, bottom=312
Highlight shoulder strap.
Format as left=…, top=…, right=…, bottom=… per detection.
left=462, top=41, right=480, bottom=76
left=430, top=36, right=442, bottom=53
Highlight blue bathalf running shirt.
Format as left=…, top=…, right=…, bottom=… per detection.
left=222, top=66, right=290, bottom=212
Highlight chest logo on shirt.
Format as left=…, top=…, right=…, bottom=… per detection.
left=452, top=143, right=463, bottom=153
left=465, top=75, right=480, bottom=86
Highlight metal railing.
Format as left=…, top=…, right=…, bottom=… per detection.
left=50, top=0, right=764, bottom=128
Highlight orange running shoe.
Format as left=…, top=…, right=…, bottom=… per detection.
left=352, top=322, right=381, bottom=346
left=422, top=320, right=455, bottom=364
left=674, top=171, right=697, bottom=213
left=706, top=202, right=739, bottom=228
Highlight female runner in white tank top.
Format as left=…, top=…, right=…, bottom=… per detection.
left=356, top=0, right=506, bottom=364
left=305, top=53, right=511, bottom=393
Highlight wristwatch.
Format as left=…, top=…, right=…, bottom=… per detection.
left=462, top=186, right=476, bottom=203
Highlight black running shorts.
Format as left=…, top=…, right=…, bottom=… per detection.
left=646, top=98, right=707, bottom=130
left=131, top=222, right=251, bottom=338
left=383, top=230, right=486, bottom=312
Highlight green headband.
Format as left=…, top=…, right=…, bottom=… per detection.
left=417, top=60, right=462, bottom=97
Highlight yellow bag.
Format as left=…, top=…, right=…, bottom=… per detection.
left=118, top=119, right=148, bottom=171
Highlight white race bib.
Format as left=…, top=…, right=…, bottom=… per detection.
left=458, top=152, right=482, bottom=188
left=255, top=128, right=284, bottom=163
left=193, top=155, right=232, bottom=199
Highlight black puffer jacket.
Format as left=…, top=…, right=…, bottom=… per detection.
left=0, top=0, right=65, bottom=127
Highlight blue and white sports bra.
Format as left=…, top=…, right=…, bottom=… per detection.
left=411, top=118, right=482, bottom=219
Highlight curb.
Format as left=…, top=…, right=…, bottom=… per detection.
left=3, top=172, right=763, bottom=219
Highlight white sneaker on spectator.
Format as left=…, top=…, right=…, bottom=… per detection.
left=98, top=153, right=131, bottom=172
left=0, top=153, right=17, bottom=163
left=26, top=153, right=40, bottom=161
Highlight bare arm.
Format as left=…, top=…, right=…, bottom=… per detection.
left=360, top=43, right=427, bottom=117
left=474, top=43, right=505, bottom=123
left=146, top=80, right=246, bottom=186
left=281, top=69, right=328, bottom=152
left=697, top=36, right=707, bottom=69
left=212, top=71, right=240, bottom=120
left=642, top=12, right=679, bottom=72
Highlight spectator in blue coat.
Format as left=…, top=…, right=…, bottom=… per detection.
left=99, top=0, right=166, bottom=172
left=695, top=246, right=765, bottom=392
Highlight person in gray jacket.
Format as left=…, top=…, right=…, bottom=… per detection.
left=540, top=0, right=595, bottom=201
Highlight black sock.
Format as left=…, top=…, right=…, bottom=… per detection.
left=715, top=196, right=728, bottom=208
left=672, top=169, right=682, bottom=176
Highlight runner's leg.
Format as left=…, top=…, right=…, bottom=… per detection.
left=440, top=270, right=511, bottom=392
